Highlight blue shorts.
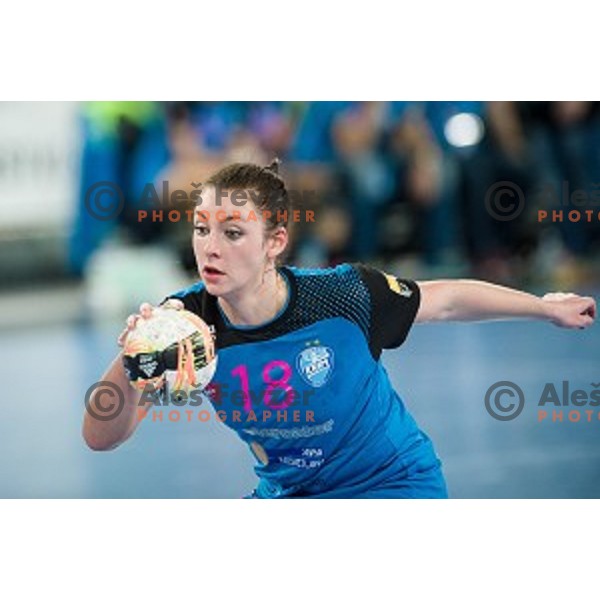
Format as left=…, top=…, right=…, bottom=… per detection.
left=244, top=456, right=449, bottom=499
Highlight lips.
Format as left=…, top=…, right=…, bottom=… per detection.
left=203, top=266, right=225, bottom=277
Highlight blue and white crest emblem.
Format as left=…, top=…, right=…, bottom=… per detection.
left=296, top=344, right=334, bottom=388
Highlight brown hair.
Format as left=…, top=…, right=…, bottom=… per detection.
left=203, top=158, right=291, bottom=235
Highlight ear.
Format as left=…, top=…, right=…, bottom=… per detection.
left=266, top=226, right=289, bottom=260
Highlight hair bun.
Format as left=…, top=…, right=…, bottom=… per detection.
left=266, top=158, right=281, bottom=175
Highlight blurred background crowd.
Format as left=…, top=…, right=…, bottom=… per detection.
left=69, top=101, right=600, bottom=289
left=2, top=101, right=600, bottom=315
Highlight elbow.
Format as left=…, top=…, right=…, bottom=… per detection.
left=82, top=427, right=119, bottom=452
left=83, top=436, right=114, bottom=452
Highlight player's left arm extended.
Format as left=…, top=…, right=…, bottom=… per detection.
left=415, top=279, right=596, bottom=330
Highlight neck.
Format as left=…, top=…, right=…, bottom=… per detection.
left=218, top=267, right=288, bottom=327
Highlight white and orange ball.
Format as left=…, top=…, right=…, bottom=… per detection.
left=122, top=306, right=217, bottom=393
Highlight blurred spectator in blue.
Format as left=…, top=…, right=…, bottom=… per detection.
left=385, top=101, right=446, bottom=266
left=521, top=101, right=600, bottom=286
left=289, top=101, right=352, bottom=194
left=246, top=101, right=300, bottom=159
left=288, top=102, right=354, bottom=266
left=410, top=101, right=534, bottom=283
left=331, top=101, right=396, bottom=260
left=293, top=203, right=353, bottom=267
left=458, top=101, right=533, bottom=282
left=422, top=101, right=482, bottom=270
left=69, top=102, right=167, bottom=276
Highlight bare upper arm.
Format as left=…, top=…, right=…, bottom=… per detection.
left=415, top=280, right=453, bottom=323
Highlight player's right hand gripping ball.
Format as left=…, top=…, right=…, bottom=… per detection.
left=122, top=306, right=217, bottom=393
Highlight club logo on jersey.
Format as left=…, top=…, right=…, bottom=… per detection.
left=296, top=342, right=334, bottom=388
left=384, top=273, right=413, bottom=298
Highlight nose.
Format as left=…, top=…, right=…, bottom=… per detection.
left=202, top=230, right=221, bottom=258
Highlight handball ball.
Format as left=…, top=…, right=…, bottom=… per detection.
left=122, top=306, right=217, bottom=393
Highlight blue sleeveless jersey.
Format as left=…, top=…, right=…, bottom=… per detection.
left=167, top=263, right=447, bottom=498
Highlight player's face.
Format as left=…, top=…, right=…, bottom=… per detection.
left=192, top=185, right=287, bottom=297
